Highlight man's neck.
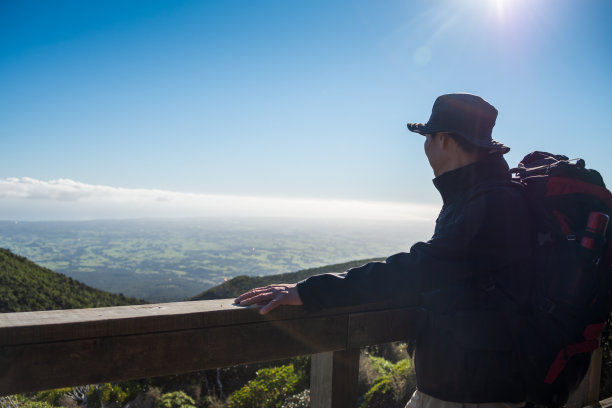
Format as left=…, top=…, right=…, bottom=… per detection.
left=434, top=153, right=484, bottom=177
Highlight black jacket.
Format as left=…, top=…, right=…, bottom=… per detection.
left=296, top=156, right=532, bottom=402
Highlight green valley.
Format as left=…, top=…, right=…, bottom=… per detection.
left=0, top=217, right=430, bottom=302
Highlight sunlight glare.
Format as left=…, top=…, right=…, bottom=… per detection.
left=495, top=0, right=506, bottom=19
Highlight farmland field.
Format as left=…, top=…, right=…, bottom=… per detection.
left=0, top=217, right=432, bottom=302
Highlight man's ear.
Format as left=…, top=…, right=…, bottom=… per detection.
left=437, top=132, right=451, bottom=149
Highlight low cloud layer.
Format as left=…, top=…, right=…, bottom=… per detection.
left=0, top=177, right=439, bottom=222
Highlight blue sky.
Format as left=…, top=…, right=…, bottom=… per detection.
left=1, top=0, right=611, bottom=221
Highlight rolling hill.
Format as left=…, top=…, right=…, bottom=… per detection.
left=191, top=257, right=382, bottom=300
left=0, top=247, right=144, bottom=313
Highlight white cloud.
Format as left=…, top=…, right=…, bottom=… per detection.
left=0, top=177, right=440, bottom=221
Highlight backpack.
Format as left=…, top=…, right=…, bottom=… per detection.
left=509, top=151, right=612, bottom=406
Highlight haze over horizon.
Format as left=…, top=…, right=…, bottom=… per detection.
left=0, top=176, right=439, bottom=222
left=2, top=0, right=611, bottom=222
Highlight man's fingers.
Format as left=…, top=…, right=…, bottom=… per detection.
left=234, top=289, right=257, bottom=303
left=234, top=287, right=268, bottom=303
left=235, top=285, right=280, bottom=303
left=259, top=298, right=280, bottom=315
left=236, top=291, right=274, bottom=306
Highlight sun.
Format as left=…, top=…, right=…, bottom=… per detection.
left=457, top=0, right=533, bottom=22
left=454, top=0, right=542, bottom=32
left=485, top=0, right=535, bottom=22
left=493, top=0, right=507, bottom=17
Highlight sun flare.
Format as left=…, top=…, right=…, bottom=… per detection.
left=494, top=0, right=506, bottom=17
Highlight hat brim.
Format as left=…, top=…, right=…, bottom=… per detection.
left=407, top=122, right=510, bottom=154
left=407, top=122, right=439, bottom=135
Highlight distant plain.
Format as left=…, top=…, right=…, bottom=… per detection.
left=0, top=217, right=432, bottom=302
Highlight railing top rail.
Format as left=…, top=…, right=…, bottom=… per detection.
left=0, top=299, right=416, bottom=396
left=0, top=299, right=411, bottom=346
left=1, top=299, right=247, bottom=346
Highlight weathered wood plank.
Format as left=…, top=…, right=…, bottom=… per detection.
left=0, top=300, right=399, bottom=346
left=329, top=349, right=360, bottom=408
left=310, top=352, right=335, bottom=408
left=0, top=300, right=239, bottom=346
left=0, top=300, right=419, bottom=397
left=0, top=314, right=348, bottom=396
left=0, top=300, right=302, bottom=346
left=310, top=349, right=360, bottom=408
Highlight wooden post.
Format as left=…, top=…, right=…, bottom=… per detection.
left=310, top=349, right=360, bottom=408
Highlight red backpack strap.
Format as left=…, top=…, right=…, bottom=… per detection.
left=544, top=323, right=605, bottom=384
left=546, top=177, right=612, bottom=210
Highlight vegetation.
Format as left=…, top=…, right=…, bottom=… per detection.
left=227, top=365, right=300, bottom=408
left=0, top=395, right=57, bottom=408
left=357, top=343, right=414, bottom=408
left=360, top=358, right=415, bottom=408
left=192, top=258, right=381, bottom=300
left=86, top=384, right=128, bottom=408
left=35, top=389, right=73, bottom=407
left=0, top=248, right=143, bottom=312
left=0, top=218, right=418, bottom=301
left=279, top=389, right=309, bottom=408
left=156, top=391, right=196, bottom=408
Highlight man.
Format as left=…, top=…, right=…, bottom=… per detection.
left=235, top=93, right=532, bottom=407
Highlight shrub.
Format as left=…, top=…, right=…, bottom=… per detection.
left=364, top=342, right=408, bottom=363
left=36, top=388, right=72, bottom=406
left=200, top=395, right=225, bottom=408
left=281, top=389, right=310, bottom=408
left=359, top=352, right=398, bottom=396
left=86, top=383, right=128, bottom=408
left=126, top=387, right=161, bottom=408
left=16, top=402, right=56, bottom=408
left=227, top=364, right=299, bottom=408
left=368, top=355, right=395, bottom=375
left=156, top=391, right=196, bottom=408
left=0, top=396, right=56, bottom=408
left=360, top=359, right=416, bottom=408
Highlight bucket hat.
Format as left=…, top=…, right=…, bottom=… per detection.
left=407, top=93, right=510, bottom=154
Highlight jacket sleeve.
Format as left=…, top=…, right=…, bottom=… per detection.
left=296, top=185, right=531, bottom=311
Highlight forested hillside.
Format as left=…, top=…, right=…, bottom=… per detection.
left=0, top=248, right=143, bottom=313
left=192, top=257, right=382, bottom=300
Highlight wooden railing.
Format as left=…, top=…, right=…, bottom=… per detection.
left=0, top=300, right=603, bottom=407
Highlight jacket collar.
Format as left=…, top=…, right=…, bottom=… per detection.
left=432, top=155, right=510, bottom=205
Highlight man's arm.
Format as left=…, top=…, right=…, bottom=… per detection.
left=297, top=185, right=531, bottom=311
left=235, top=185, right=531, bottom=313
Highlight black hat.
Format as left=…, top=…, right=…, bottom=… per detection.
left=407, top=93, right=510, bottom=154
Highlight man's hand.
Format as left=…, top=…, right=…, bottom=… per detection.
left=234, top=283, right=303, bottom=315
